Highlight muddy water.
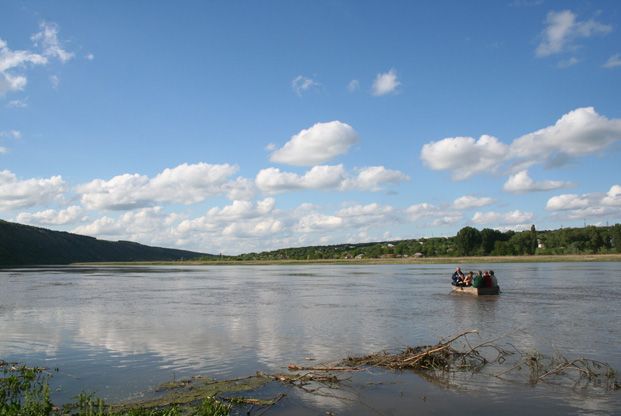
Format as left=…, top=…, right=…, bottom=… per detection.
left=1, top=263, right=619, bottom=414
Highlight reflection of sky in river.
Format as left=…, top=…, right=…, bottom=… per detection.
left=0, top=263, right=619, bottom=413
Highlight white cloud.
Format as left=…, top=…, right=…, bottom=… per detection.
left=224, top=177, right=257, bottom=201
left=295, top=213, right=343, bottom=233
left=291, top=75, right=319, bottom=96
left=0, top=147, right=7, bottom=154
left=420, top=135, right=508, bottom=180
left=336, top=203, right=394, bottom=226
left=372, top=69, right=400, bottom=96
left=405, top=203, right=439, bottom=221
left=347, top=79, right=359, bottom=92
left=545, top=193, right=590, bottom=211
left=0, top=170, right=65, bottom=210
left=0, top=38, right=47, bottom=95
left=270, top=121, right=358, bottom=166
left=256, top=165, right=346, bottom=193
left=0, top=22, right=72, bottom=96
left=73, top=207, right=183, bottom=245
left=536, top=10, right=611, bottom=57
left=16, top=206, right=85, bottom=226
left=255, top=164, right=408, bottom=194
left=603, top=53, right=621, bottom=69
left=431, top=213, right=463, bottom=227
left=77, top=163, right=239, bottom=210
left=503, top=170, right=572, bottom=193
left=222, top=219, right=284, bottom=238
left=420, top=107, right=621, bottom=180
left=85, top=53, right=95, bottom=61
left=602, top=184, right=621, bottom=206
left=545, top=185, right=621, bottom=222
left=405, top=202, right=463, bottom=227
left=472, top=210, right=534, bottom=225
left=31, top=21, right=74, bottom=63
left=343, top=166, right=409, bottom=191
left=509, top=107, right=621, bottom=167
left=452, top=195, right=494, bottom=209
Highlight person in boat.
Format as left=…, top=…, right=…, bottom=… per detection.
left=463, top=271, right=474, bottom=286
left=483, top=270, right=492, bottom=288
left=451, top=267, right=465, bottom=286
left=489, top=270, right=498, bottom=287
left=472, top=271, right=484, bottom=288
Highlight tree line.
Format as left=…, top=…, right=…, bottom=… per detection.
left=209, top=224, right=621, bottom=261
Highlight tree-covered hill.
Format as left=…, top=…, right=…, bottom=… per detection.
left=0, top=220, right=210, bottom=266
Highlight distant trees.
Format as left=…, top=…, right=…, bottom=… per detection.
left=455, top=226, right=482, bottom=256
left=206, top=223, right=621, bottom=262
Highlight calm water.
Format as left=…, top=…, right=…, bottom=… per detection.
left=1, top=263, right=620, bottom=414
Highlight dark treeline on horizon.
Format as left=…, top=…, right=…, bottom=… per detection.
left=211, top=224, right=621, bottom=261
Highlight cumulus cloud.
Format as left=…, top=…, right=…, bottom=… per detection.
left=545, top=193, right=590, bottom=211
left=291, top=75, right=319, bottom=96
left=544, top=185, right=621, bottom=221
left=224, top=177, right=257, bottom=201
left=545, top=185, right=621, bottom=223
left=472, top=210, right=534, bottom=225
left=255, top=164, right=408, bottom=194
left=420, top=107, right=621, bottom=180
left=177, top=198, right=278, bottom=236
left=603, top=53, right=621, bottom=69
left=77, top=163, right=239, bottom=210
left=256, top=165, right=346, bottom=193
left=342, top=166, right=410, bottom=191
left=270, top=121, right=358, bottom=166
left=372, top=69, right=400, bottom=96
left=73, top=207, right=183, bottom=245
left=336, top=203, right=395, bottom=226
left=405, top=203, right=440, bottom=221
left=295, top=213, right=343, bottom=233
left=510, top=107, right=621, bottom=167
left=0, top=170, right=65, bottom=210
left=420, top=135, right=508, bottom=180
left=536, top=10, right=611, bottom=57
left=602, top=184, right=621, bottom=206
left=452, top=195, right=494, bottom=209
left=503, top=170, right=572, bottom=193
left=16, top=206, right=85, bottom=226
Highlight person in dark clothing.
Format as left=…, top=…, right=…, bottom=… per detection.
left=451, top=267, right=465, bottom=286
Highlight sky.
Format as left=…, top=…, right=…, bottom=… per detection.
left=1, top=0, right=620, bottom=254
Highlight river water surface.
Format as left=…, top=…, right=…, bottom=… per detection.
left=1, top=263, right=620, bottom=415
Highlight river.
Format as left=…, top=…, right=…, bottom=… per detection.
left=1, top=263, right=619, bottom=414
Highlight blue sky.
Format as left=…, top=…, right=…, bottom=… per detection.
left=1, top=0, right=620, bottom=254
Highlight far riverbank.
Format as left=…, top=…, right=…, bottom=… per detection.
left=75, top=253, right=621, bottom=266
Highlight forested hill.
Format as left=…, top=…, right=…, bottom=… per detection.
left=0, top=220, right=210, bottom=266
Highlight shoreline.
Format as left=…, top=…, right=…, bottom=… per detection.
left=73, top=253, right=621, bottom=266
